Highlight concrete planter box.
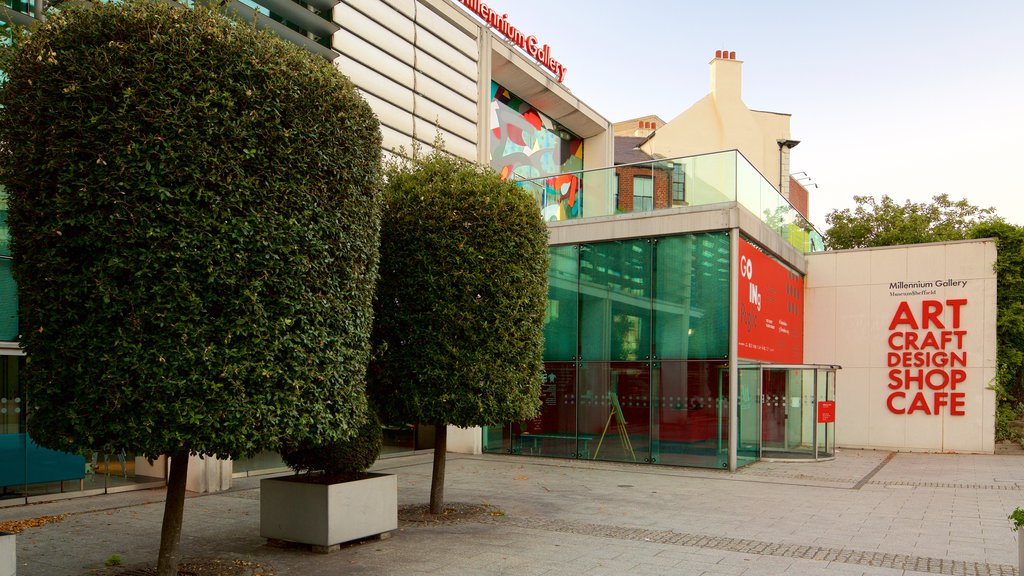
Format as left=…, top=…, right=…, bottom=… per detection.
left=260, top=472, right=397, bottom=552
left=1, top=532, right=14, bottom=576
left=1019, top=533, right=1023, bottom=576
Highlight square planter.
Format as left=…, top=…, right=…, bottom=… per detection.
left=0, top=532, right=14, bottom=576
left=260, top=472, right=397, bottom=551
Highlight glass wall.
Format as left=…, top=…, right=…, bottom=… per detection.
left=516, top=151, right=825, bottom=253
left=486, top=231, right=734, bottom=469
left=0, top=189, right=16, bottom=341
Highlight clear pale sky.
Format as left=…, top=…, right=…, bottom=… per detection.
left=473, top=1, right=1024, bottom=229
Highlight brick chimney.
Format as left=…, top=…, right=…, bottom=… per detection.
left=710, top=49, right=742, bottom=103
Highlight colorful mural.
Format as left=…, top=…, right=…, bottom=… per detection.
left=490, top=82, right=584, bottom=220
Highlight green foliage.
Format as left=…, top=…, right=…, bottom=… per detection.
left=994, top=399, right=1021, bottom=443
left=369, top=148, right=548, bottom=428
left=1009, top=507, right=1024, bottom=531
left=105, top=554, right=123, bottom=567
left=824, top=194, right=1000, bottom=250
left=971, top=222, right=1024, bottom=402
left=280, top=407, right=383, bottom=477
left=0, top=0, right=382, bottom=458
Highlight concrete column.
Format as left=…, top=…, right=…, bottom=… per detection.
left=728, top=228, right=739, bottom=472
left=446, top=425, right=482, bottom=455
left=134, top=455, right=166, bottom=480
left=185, top=455, right=232, bottom=493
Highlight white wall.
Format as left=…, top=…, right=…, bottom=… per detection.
left=804, top=239, right=997, bottom=453
left=334, top=0, right=481, bottom=160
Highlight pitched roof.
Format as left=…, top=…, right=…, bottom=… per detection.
left=615, top=136, right=656, bottom=165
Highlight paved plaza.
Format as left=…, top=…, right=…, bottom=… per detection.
left=3, top=449, right=1024, bottom=575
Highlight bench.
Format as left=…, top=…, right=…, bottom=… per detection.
left=515, top=433, right=597, bottom=459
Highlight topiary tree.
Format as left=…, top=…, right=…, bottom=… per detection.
left=0, top=1, right=381, bottom=574
left=369, top=147, right=548, bottom=514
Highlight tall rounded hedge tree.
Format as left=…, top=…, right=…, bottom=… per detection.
left=370, top=149, right=548, bottom=513
left=0, top=1, right=381, bottom=573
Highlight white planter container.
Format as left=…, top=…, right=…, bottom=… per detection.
left=0, top=532, right=14, bottom=576
left=260, top=472, right=397, bottom=552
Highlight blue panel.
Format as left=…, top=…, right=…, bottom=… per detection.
left=0, top=433, right=85, bottom=487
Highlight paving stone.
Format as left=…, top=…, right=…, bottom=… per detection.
left=5, top=450, right=1024, bottom=575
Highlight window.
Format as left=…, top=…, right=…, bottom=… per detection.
left=633, top=176, right=653, bottom=212
left=671, top=163, right=685, bottom=206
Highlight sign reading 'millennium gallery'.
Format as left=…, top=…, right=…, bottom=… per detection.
left=458, top=0, right=568, bottom=83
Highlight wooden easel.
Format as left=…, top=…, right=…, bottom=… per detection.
left=593, top=388, right=636, bottom=461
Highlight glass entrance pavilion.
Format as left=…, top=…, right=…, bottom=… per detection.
left=484, top=150, right=838, bottom=469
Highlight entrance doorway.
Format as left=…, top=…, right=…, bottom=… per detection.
left=753, top=365, right=838, bottom=461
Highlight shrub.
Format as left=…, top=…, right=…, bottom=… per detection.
left=280, top=408, right=383, bottom=478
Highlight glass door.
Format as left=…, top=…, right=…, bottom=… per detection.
left=759, top=365, right=838, bottom=462
left=815, top=370, right=836, bottom=459
left=736, top=366, right=760, bottom=467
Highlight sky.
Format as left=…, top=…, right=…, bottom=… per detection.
left=470, top=0, right=1024, bottom=229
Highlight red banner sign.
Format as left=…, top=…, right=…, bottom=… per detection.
left=737, top=239, right=804, bottom=363
left=817, top=401, right=835, bottom=424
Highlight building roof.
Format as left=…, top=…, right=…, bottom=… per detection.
left=615, top=136, right=657, bottom=165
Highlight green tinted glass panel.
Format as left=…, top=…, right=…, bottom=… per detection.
left=0, top=259, right=16, bottom=341
left=736, top=367, right=760, bottom=467
left=544, top=245, right=578, bottom=361
left=653, top=360, right=727, bottom=468
left=580, top=240, right=651, bottom=362
left=578, top=361, right=650, bottom=464
left=0, top=189, right=10, bottom=257
left=482, top=425, right=509, bottom=454
left=0, top=189, right=15, bottom=341
left=654, top=233, right=729, bottom=360
left=511, top=362, right=578, bottom=459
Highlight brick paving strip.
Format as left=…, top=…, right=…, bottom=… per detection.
left=478, top=515, right=1019, bottom=576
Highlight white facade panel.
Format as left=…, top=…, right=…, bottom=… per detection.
left=341, top=0, right=415, bottom=43
left=415, top=2, right=478, bottom=58
left=335, top=55, right=414, bottom=113
left=333, top=29, right=414, bottom=88
left=415, top=26, right=477, bottom=79
left=413, top=95, right=477, bottom=144
left=804, top=239, right=998, bottom=454
left=379, top=124, right=416, bottom=155
left=413, top=117, right=475, bottom=160
left=359, top=90, right=415, bottom=138
left=415, top=71, right=477, bottom=122
left=414, top=51, right=478, bottom=103
left=334, top=0, right=483, bottom=160
left=379, top=0, right=414, bottom=19
left=335, top=4, right=415, bottom=61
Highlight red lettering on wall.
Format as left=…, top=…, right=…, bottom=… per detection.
left=886, top=298, right=970, bottom=416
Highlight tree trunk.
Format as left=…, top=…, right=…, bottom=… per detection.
left=429, top=425, right=447, bottom=515
left=157, top=450, right=190, bottom=576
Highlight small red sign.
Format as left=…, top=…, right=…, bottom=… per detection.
left=818, top=401, right=836, bottom=424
